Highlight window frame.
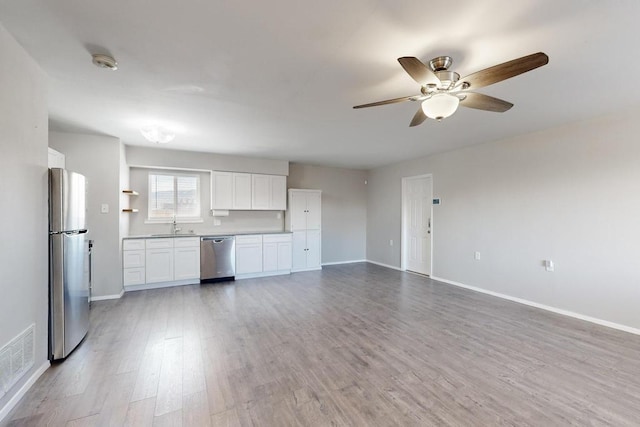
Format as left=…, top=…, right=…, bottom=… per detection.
left=146, top=172, right=203, bottom=223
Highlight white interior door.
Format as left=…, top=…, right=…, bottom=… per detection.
left=404, top=176, right=432, bottom=275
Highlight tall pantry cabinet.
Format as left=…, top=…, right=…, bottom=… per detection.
left=285, top=189, right=322, bottom=272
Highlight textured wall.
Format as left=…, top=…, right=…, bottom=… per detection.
left=0, top=23, right=48, bottom=413
left=367, top=109, right=640, bottom=329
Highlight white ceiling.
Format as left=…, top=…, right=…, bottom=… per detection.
left=1, top=0, right=639, bottom=169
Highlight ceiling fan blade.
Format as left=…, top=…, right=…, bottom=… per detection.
left=457, top=52, right=548, bottom=90
left=459, top=92, right=513, bottom=112
left=398, top=57, right=440, bottom=86
left=353, top=95, right=416, bottom=109
left=409, top=107, right=427, bottom=127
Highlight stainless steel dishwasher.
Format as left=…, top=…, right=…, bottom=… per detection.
left=200, top=236, right=236, bottom=283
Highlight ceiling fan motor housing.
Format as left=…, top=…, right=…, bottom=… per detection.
left=429, top=56, right=453, bottom=71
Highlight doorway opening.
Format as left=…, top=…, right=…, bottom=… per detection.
left=401, top=174, right=433, bottom=276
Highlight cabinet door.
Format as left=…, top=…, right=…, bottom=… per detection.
left=123, top=250, right=145, bottom=268
left=233, top=173, right=252, bottom=209
left=289, top=191, right=307, bottom=230
left=291, top=231, right=307, bottom=270
left=146, top=249, right=174, bottom=283
left=251, top=174, right=271, bottom=210
left=123, top=268, right=145, bottom=286
left=270, top=175, right=287, bottom=210
left=174, top=246, right=200, bottom=280
left=236, top=244, right=263, bottom=275
left=212, top=171, right=233, bottom=210
left=262, top=242, right=279, bottom=272
left=277, top=242, right=292, bottom=270
left=306, top=192, right=322, bottom=230
left=305, top=230, right=321, bottom=269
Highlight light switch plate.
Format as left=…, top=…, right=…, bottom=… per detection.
left=101, top=204, right=109, bottom=214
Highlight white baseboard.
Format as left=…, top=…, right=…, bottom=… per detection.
left=322, top=259, right=366, bottom=266
left=124, top=279, right=198, bottom=293
left=90, top=288, right=124, bottom=301
left=0, top=361, right=49, bottom=422
left=290, top=266, right=322, bottom=273
left=365, top=260, right=403, bottom=271
left=236, top=270, right=291, bottom=280
left=431, top=276, right=640, bottom=337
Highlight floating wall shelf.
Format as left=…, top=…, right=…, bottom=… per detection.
left=122, top=209, right=139, bottom=213
left=122, top=190, right=139, bottom=196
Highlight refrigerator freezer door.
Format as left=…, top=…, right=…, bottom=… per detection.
left=50, top=232, right=90, bottom=360
left=50, top=168, right=86, bottom=232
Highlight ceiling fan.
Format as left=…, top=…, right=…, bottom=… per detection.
left=353, top=52, right=549, bottom=126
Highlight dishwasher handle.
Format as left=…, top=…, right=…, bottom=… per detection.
left=201, top=236, right=234, bottom=242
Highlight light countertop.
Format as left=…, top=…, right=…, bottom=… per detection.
left=123, top=231, right=292, bottom=240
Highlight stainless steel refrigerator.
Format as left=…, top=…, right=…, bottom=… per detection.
left=49, top=168, right=90, bottom=360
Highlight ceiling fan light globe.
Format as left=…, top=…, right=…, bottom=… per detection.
left=140, top=126, right=176, bottom=144
left=421, top=93, right=460, bottom=120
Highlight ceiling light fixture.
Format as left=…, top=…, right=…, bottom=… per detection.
left=140, top=126, right=175, bottom=144
left=92, top=54, right=118, bottom=70
left=421, top=93, right=460, bottom=122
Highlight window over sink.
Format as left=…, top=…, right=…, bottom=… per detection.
left=148, top=173, right=201, bottom=222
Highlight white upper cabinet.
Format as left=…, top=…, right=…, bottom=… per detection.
left=270, top=175, right=287, bottom=210
left=251, top=174, right=271, bottom=210
left=286, top=189, right=322, bottom=231
left=48, top=147, right=66, bottom=169
left=251, top=174, right=287, bottom=210
left=286, top=189, right=322, bottom=272
left=211, top=171, right=286, bottom=211
left=232, top=173, right=252, bottom=209
left=211, top=171, right=233, bottom=209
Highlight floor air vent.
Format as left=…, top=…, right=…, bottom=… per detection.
left=0, top=324, right=35, bottom=399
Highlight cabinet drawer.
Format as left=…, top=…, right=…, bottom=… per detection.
left=174, top=237, right=200, bottom=248
left=145, top=238, right=174, bottom=249
left=263, top=233, right=292, bottom=244
left=235, top=235, right=263, bottom=245
left=123, top=250, right=145, bottom=268
left=123, top=267, right=145, bottom=285
left=123, top=239, right=145, bottom=250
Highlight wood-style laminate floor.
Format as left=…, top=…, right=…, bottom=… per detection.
left=4, top=263, right=640, bottom=426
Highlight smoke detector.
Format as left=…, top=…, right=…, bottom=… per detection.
left=92, top=54, right=118, bottom=70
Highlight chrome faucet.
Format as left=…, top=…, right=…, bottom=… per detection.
left=172, top=216, right=181, bottom=235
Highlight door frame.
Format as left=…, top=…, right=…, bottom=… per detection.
left=400, top=174, right=433, bottom=275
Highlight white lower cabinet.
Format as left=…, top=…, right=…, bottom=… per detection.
left=145, top=238, right=174, bottom=283
left=263, top=234, right=292, bottom=272
left=236, top=235, right=263, bottom=275
left=146, top=248, right=174, bottom=283
left=292, top=230, right=321, bottom=272
left=173, top=238, right=201, bottom=280
left=123, top=268, right=145, bottom=286
left=123, top=239, right=146, bottom=286
left=123, top=237, right=200, bottom=289
left=235, top=233, right=292, bottom=279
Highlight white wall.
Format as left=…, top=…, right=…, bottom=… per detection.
left=126, top=145, right=288, bottom=175
left=49, top=132, right=123, bottom=298
left=367, top=108, right=640, bottom=329
left=0, top=23, right=48, bottom=413
left=288, top=163, right=367, bottom=264
left=127, top=167, right=283, bottom=236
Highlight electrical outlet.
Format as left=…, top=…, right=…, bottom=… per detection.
left=544, top=260, right=554, bottom=272
left=389, top=239, right=393, bottom=246
left=213, top=219, right=221, bottom=226
left=474, top=251, right=481, bottom=260
left=100, top=203, right=109, bottom=214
